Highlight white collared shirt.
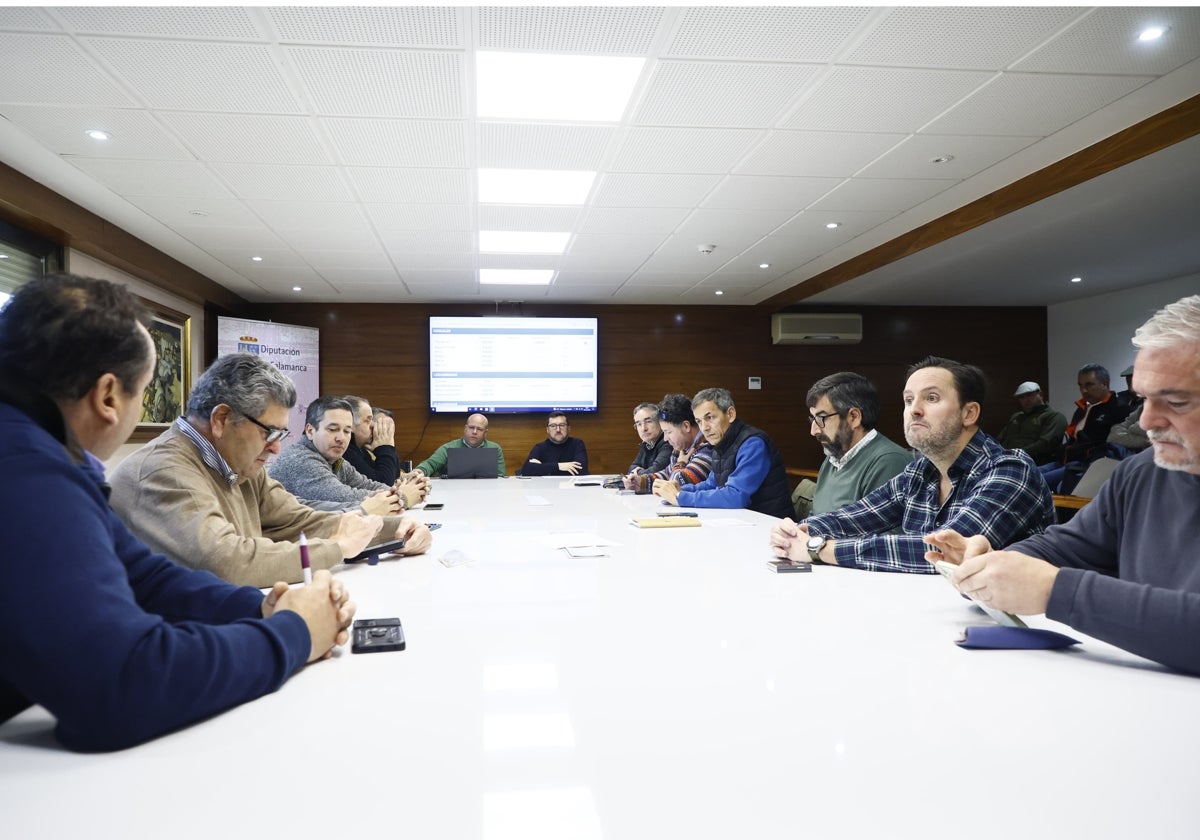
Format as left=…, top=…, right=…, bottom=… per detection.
left=827, top=428, right=878, bottom=471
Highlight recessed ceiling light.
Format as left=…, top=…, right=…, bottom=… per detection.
left=85, top=129, right=110, bottom=141
left=292, top=286, right=302, bottom=292
left=251, top=256, right=263, bottom=262
left=0, top=254, right=8, bottom=260
left=187, top=209, right=209, bottom=217
left=930, top=154, right=954, bottom=164
left=476, top=52, right=644, bottom=122
left=478, top=169, right=596, bottom=205
left=825, top=222, right=841, bottom=229
left=1070, top=276, right=1083, bottom=284
left=714, top=290, right=724, bottom=296
left=759, top=263, right=770, bottom=269
left=480, top=231, right=570, bottom=255
left=1138, top=26, right=1167, bottom=42
left=479, top=269, right=555, bottom=286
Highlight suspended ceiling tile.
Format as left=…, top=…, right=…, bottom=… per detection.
left=320, top=118, right=467, bottom=167
left=634, top=60, right=819, bottom=128
left=209, top=163, right=353, bottom=202
left=84, top=37, right=300, bottom=112
left=287, top=47, right=463, bottom=118
left=160, top=113, right=331, bottom=164
left=0, top=33, right=135, bottom=106
left=737, top=131, right=907, bottom=177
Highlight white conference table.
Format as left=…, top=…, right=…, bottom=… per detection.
left=3, top=476, right=1198, bottom=839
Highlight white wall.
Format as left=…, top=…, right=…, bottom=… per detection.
left=67, top=250, right=207, bottom=469
left=1046, top=272, right=1200, bottom=417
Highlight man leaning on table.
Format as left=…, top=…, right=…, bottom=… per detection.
left=770, top=356, right=1055, bottom=573
left=0, top=274, right=355, bottom=752
left=657, top=387, right=792, bottom=518
left=109, top=353, right=432, bottom=588
left=268, top=395, right=422, bottom=514
left=927, top=295, right=1200, bottom=675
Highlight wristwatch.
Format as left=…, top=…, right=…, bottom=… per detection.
left=806, top=534, right=827, bottom=563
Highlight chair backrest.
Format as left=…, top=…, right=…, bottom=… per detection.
left=791, top=478, right=817, bottom=520
left=1072, top=457, right=1121, bottom=498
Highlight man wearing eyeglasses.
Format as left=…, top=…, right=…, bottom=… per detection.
left=805, top=372, right=912, bottom=516
left=622, top=402, right=672, bottom=490
left=769, top=356, right=1055, bottom=573
left=414, top=412, right=506, bottom=477
left=519, top=412, right=589, bottom=476
left=111, top=353, right=428, bottom=588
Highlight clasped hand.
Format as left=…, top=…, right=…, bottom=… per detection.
left=262, top=570, right=356, bottom=662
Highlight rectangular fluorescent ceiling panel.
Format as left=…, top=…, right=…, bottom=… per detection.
left=480, top=231, right=570, bottom=254
left=479, top=269, right=555, bottom=286
left=478, top=169, right=596, bottom=205
left=477, top=51, right=644, bottom=122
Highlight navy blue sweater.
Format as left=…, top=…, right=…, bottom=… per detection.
left=0, top=400, right=311, bottom=751
left=519, top=436, right=589, bottom=476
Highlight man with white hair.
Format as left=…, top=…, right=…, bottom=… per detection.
left=927, top=295, right=1200, bottom=675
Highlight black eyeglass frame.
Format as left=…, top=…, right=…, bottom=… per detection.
left=807, top=410, right=843, bottom=430
left=240, top=411, right=291, bottom=445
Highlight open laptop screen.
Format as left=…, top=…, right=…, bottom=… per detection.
left=446, top=447, right=500, bottom=479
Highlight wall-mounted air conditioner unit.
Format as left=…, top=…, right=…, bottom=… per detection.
left=771, top=313, right=862, bottom=345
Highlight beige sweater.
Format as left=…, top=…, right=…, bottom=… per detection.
left=110, top=425, right=394, bottom=587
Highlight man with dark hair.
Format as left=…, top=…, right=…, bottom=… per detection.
left=770, top=356, right=1055, bottom=573
left=519, top=412, right=588, bottom=476
left=0, top=274, right=355, bottom=751
left=268, top=395, right=420, bottom=514
left=1040, top=363, right=1130, bottom=492
left=110, top=354, right=431, bottom=588
left=657, top=387, right=792, bottom=518
left=928, top=296, right=1200, bottom=675
left=343, top=394, right=400, bottom=484
left=805, top=372, right=911, bottom=515
left=623, top=402, right=672, bottom=487
left=625, top=393, right=715, bottom=494
left=996, top=381, right=1068, bottom=466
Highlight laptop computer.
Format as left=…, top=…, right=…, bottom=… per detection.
left=446, top=446, right=500, bottom=479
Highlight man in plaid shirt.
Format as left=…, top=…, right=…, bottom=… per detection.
left=770, top=356, right=1055, bottom=573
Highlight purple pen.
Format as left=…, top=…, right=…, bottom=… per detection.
left=299, top=531, right=312, bottom=585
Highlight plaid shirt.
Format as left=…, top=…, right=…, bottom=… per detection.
left=803, top=430, right=1055, bottom=573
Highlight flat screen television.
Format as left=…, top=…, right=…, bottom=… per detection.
left=429, top=316, right=598, bottom=414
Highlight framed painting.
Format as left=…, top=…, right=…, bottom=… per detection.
left=129, top=299, right=191, bottom=443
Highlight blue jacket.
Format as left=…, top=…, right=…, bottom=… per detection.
left=677, top=420, right=793, bottom=518
left=0, top=398, right=310, bottom=752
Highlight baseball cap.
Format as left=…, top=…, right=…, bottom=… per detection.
left=1013, top=381, right=1040, bottom=397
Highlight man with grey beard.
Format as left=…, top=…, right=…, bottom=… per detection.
left=926, top=295, right=1200, bottom=675
left=805, top=372, right=911, bottom=516
left=770, top=356, right=1055, bottom=573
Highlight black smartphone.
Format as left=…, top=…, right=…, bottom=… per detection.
left=423, top=502, right=445, bottom=510
left=656, top=509, right=698, bottom=517
left=352, top=618, right=405, bottom=653
left=345, top=537, right=406, bottom=564
left=767, top=560, right=813, bottom=573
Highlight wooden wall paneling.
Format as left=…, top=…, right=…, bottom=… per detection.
left=254, top=302, right=1047, bottom=478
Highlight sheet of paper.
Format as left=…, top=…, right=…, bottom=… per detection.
left=535, top=531, right=619, bottom=549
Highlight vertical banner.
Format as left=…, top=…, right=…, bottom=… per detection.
left=217, top=317, right=320, bottom=444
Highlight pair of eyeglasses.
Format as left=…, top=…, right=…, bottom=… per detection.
left=465, top=424, right=488, bottom=433
left=547, top=423, right=568, bottom=430
left=633, top=419, right=657, bottom=429
left=807, top=410, right=842, bottom=430
left=241, top=412, right=290, bottom=445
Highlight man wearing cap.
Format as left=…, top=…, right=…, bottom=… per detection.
left=996, top=381, right=1067, bottom=466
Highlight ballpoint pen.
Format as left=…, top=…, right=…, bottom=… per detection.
left=299, top=531, right=312, bottom=585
